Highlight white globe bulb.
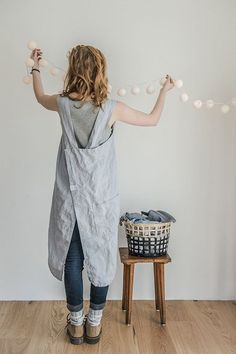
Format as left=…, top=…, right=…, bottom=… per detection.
left=27, top=40, right=37, bottom=50
left=131, top=86, right=140, bottom=95
left=160, top=77, right=166, bottom=86
left=180, top=93, right=189, bottom=102
left=108, top=84, right=112, bottom=93
left=206, top=99, right=214, bottom=109
left=221, top=105, right=230, bottom=113
left=49, top=67, right=59, bottom=76
left=22, top=75, right=32, bottom=84
left=38, top=58, right=48, bottom=67
left=146, top=85, right=155, bottom=94
left=117, top=88, right=126, bottom=96
left=231, top=98, right=236, bottom=106
left=174, top=79, right=183, bottom=88
left=193, top=100, right=202, bottom=109
left=25, top=58, right=35, bottom=67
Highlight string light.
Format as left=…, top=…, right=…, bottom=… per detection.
left=193, top=100, right=203, bottom=109
left=146, top=84, right=156, bottom=94
left=131, top=86, right=141, bottom=95
left=23, top=40, right=235, bottom=115
left=180, top=93, right=189, bottom=102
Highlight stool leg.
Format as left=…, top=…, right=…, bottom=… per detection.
left=122, top=264, right=128, bottom=310
left=157, top=263, right=166, bottom=325
left=126, top=263, right=134, bottom=326
left=153, top=262, right=160, bottom=311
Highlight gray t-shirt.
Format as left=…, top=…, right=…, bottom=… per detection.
left=68, top=98, right=112, bottom=148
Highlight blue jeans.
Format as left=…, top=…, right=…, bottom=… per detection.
left=64, top=220, right=109, bottom=311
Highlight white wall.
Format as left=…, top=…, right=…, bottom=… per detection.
left=1, top=0, right=236, bottom=301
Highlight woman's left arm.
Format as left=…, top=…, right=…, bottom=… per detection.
left=30, top=48, right=58, bottom=112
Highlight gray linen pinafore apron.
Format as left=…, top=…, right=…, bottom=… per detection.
left=48, top=95, right=120, bottom=287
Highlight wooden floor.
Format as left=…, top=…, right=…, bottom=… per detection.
left=0, top=300, right=235, bottom=354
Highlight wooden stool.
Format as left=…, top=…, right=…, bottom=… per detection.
left=119, top=247, right=171, bottom=326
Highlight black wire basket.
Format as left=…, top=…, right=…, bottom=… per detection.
left=120, top=219, right=172, bottom=257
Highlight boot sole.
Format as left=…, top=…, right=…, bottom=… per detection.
left=84, top=328, right=102, bottom=344
left=66, top=328, right=84, bottom=345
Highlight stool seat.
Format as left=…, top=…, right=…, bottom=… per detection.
left=119, top=247, right=171, bottom=325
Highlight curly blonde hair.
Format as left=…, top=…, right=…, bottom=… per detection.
left=60, top=44, right=109, bottom=108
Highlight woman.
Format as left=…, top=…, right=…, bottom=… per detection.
left=30, top=45, right=174, bottom=345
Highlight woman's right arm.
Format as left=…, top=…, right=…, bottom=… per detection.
left=110, top=74, right=174, bottom=127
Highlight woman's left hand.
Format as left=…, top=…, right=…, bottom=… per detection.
left=30, top=48, right=43, bottom=67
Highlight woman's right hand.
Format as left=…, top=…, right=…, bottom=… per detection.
left=162, top=74, right=175, bottom=93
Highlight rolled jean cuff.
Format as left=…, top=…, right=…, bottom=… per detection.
left=90, top=301, right=106, bottom=310
left=67, top=302, right=83, bottom=312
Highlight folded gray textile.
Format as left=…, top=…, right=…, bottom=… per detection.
left=119, top=212, right=150, bottom=225
left=119, top=210, right=176, bottom=225
left=141, top=210, right=176, bottom=223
